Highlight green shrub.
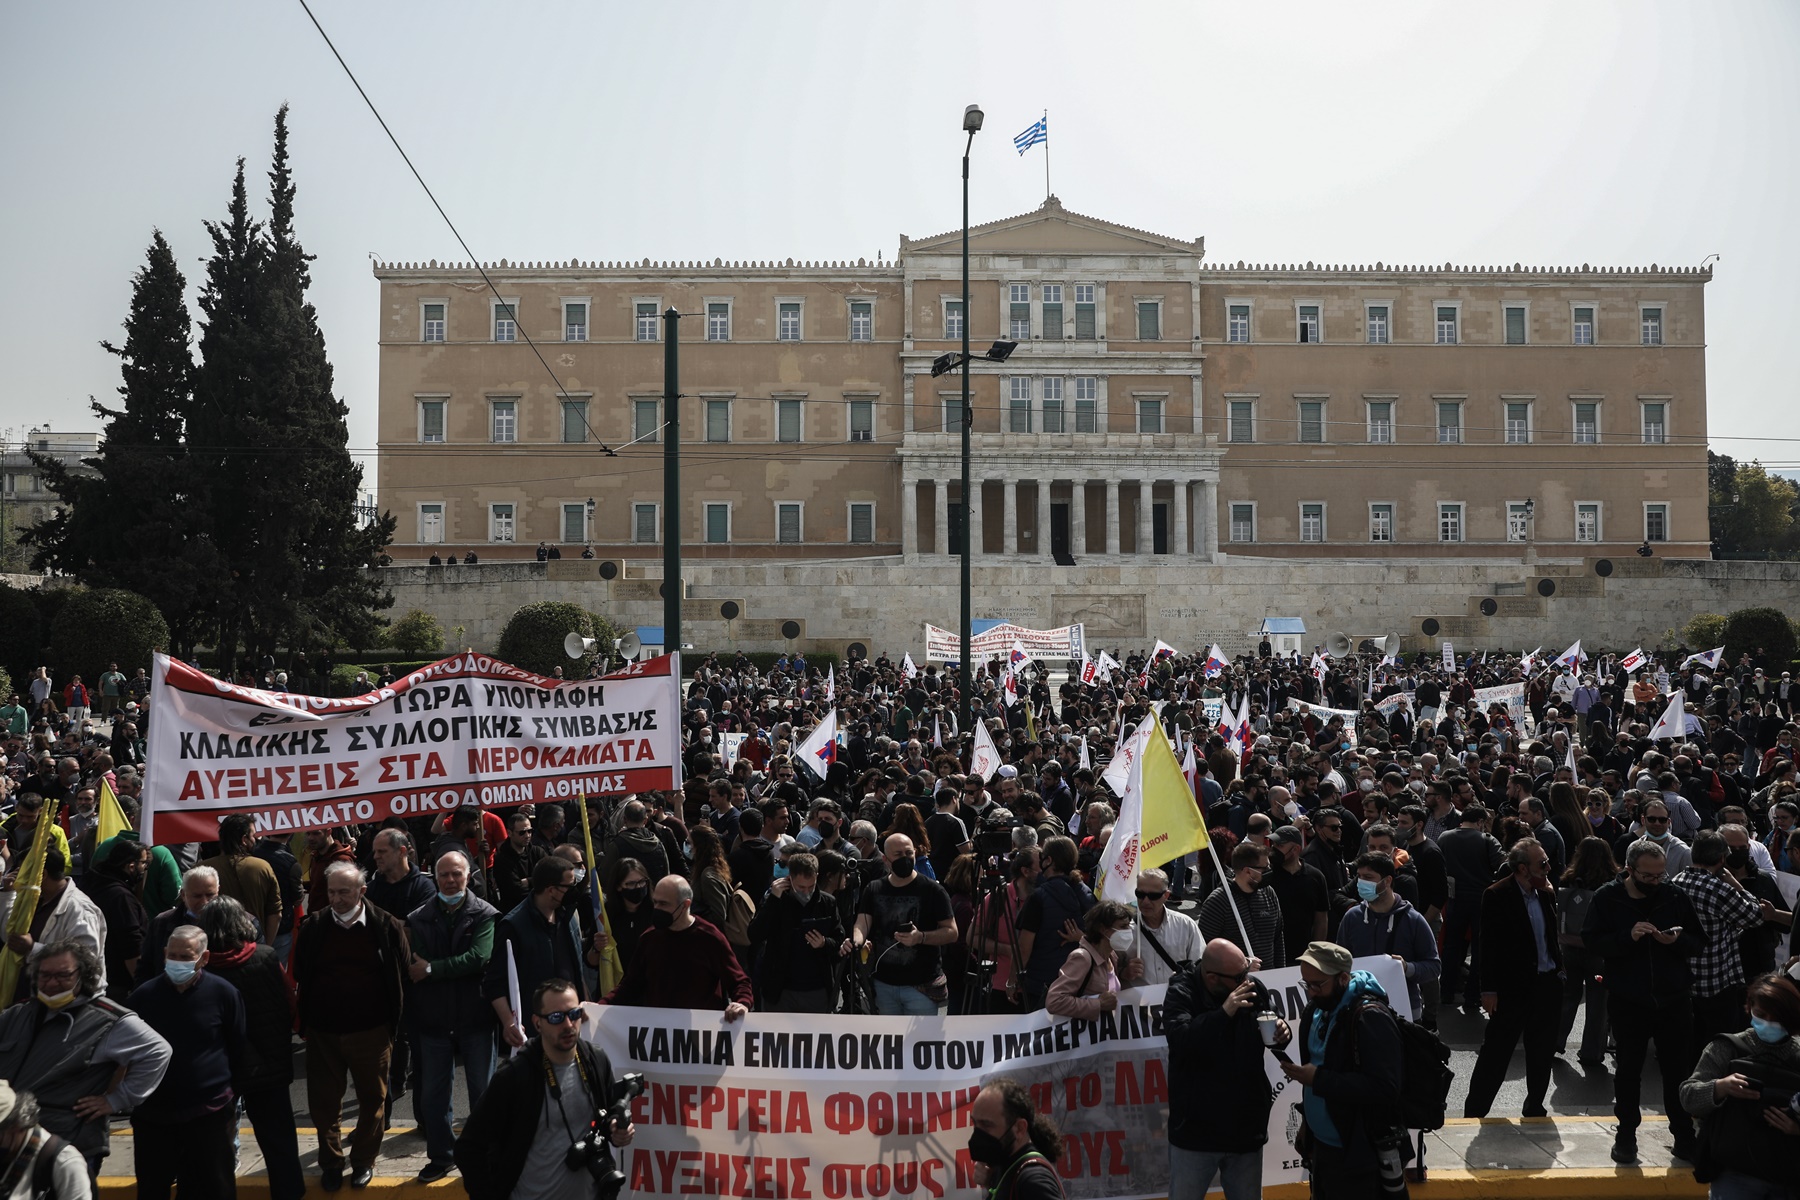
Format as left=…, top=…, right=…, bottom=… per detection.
left=1682, top=613, right=1726, bottom=650
left=0, top=584, right=42, bottom=684
left=497, top=602, right=596, bottom=677
left=1723, top=606, right=1797, bottom=671
left=49, top=588, right=170, bottom=683
left=389, top=609, right=445, bottom=659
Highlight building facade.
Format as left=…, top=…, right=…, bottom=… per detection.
left=373, top=199, right=1710, bottom=564
left=2, top=428, right=99, bottom=551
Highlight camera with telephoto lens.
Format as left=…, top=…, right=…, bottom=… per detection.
left=565, top=1071, right=646, bottom=1200
left=973, top=808, right=1018, bottom=860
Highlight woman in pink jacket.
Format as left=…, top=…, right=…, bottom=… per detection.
left=1047, top=901, right=1135, bottom=1018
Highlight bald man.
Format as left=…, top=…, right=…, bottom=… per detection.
left=1164, top=939, right=1290, bottom=1200
left=852, top=835, right=957, bottom=1016
left=605, top=876, right=751, bottom=1018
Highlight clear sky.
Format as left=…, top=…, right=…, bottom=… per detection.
left=3, top=1, right=1796, bottom=483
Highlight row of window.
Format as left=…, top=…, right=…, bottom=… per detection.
left=1224, top=398, right=1671, bottom=445
left=1223, top=300, right=1666, bottom=346
left=421, top=298, right=878, bottom=345
left=1226, top=501, right=1672, bottom=545
left=419, top=501, right=875, bottom=547
left=418, top=397, right=877, bottom=445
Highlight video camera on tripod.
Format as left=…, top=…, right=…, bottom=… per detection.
left=565, top=1071, right=646, bottom=1200
left=972, top=807, right=1018, bottom=862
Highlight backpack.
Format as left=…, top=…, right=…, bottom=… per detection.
left=32, top=1132, right=68, bottom=1198
left=1351, top=998, right=1454, bottom=1131
left=722, top=886, right=756, bottom=947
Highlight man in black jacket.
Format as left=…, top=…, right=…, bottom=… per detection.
left=485, top=858, right=596, bottom=1050
left=1281, top=941, right=1407, bottom=1199
left=746, top=853, right=845, bottom=1013
left=1463, top=839, right=1562, bottom=1118
left=405, top=848, right=499, bottom=1184
left=455, top=978, right=633, bottom=1200
left=1580, top=838, right=1703, bottom=1165
left=491, top=812, right=548, bottom=913
left=1164, top=938, right=1291, bottom=1200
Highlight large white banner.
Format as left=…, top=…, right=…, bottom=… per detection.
left=1287, top=698, right=1361, bottom=747
left=144, top=652, right=683, bottom=843
left=923, top=623, right=1086, bottom=663
left=1473, top=682, right=1527, bottom=726
left=585, top=958, right=1407, bottom=1200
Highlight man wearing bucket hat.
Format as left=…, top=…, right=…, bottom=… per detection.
left=0, top=1080, right=90, bottom=1198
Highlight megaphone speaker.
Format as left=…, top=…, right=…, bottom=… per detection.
left=616, top=632, right=642, bottom=659
left=1328, top=631, right=1353, bottom=656
left=563, top=633, right=598, bottom=659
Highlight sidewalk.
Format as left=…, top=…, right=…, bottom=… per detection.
left=93, top=1115, right=1706, bottom=1198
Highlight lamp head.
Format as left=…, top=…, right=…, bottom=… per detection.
left=984, top=340, right=1019, bottom=364
left=963, top=105, right=984, bottom=133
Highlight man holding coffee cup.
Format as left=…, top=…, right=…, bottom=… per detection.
left=1163, top=939, right=1292, bottom=1200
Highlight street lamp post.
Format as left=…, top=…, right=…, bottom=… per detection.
left=663, top=308, right=682, bottom=655
left=959, top=103, right=982, bottom=742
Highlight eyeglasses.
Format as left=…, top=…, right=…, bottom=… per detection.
left=1322, top=824, right=1342, bottom=833
left=1643, top=815, right=1670, bottom=825
left=1205, top=967, right=1249, bottom=985
left=537, top=1008, right=588, bottom=1026
left=1632, top=871, right=1666, bottom=884
left=1135, top=890, right=1167, bottom=901
left=35, top=969, right=77, bottom=984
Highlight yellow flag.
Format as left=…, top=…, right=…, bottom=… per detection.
left=1024, top=697, right=1037, bottom=743
left=98, top=775, right=133, bottom=845
left=1137, top=716, right=1209, bottom=862
left=0, top=800, right=61, bottom=1004
left=577, top=794, right=624, bottom=996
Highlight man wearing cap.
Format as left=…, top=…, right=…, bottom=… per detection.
left=0, top=1082, right=90, bottom=1198
left=1281, top=941, right=1408, bottom=1195
left=1266, top=827, right=1330, bottom=965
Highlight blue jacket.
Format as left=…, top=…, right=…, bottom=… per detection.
left=1335, top=896, right=1441, bottom=1019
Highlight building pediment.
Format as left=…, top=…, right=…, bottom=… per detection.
left=901, top=196, right=1202, bottom=259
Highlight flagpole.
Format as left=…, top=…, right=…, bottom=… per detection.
left=1043, top=109, right=1050, bottom=199
left=1203, top=838, right=1256, bottom=958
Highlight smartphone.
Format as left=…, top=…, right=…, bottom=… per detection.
left=1665, top=926, right=1683, bottom=936
left=897, top=921, right=916, bottom=935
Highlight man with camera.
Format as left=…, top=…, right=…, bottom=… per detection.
left=456, top=979, right=635, bottom=1200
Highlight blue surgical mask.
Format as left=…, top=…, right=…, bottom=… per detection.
left=438, top=890, right=465, bottom=906
left=164, top=960, right=198, bottom=986
left=1356, top=879, right=1381, bottom=902
left=1751, top=1016, right=1788, bottom=1044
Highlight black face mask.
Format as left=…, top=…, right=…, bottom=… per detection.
left=1726, top=849, right=1752, bottom=872
left=891, top=855, right=916, bottom=879
left=818, top=822, right=837, bottom=842
left=648, top=907, right=677, bottom=930
left=619, top=884, right=649, bottom=904
left=1635, top=882, right=1661, bottom=901
left=967, top=1128, right=1014, bottom=1168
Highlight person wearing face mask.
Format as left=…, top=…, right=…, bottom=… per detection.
left=486, top=858, right=594, bottom=1053
left=1335, top=852, right=1439, bottom=1024
left=748, top=852, right=846, bottom=1013
left=604, top=876, right=752, bottom=1017
left=1581, top=839, right=1705, bottom=1164
left=852, top=834, right=959, bottom=1016
left=965, top=1079, right=1065, bottom=1200
left=1720, top=822, right=1794, bottom=987
left=1463, top=839, right=1563, bottom=1119
left=1674, top=831, right=1778, bottom=1045
left=1626, top=797, right=1693, bottom=875
left=79, top=840, right=146, bottom=1002
left=1198, top=842, right=1287, bottom=970
left=0, top=942, right=170, bottom=1184
left=404, top=849, right=499, bottom=1184
left=0, top=845, right=106, bottom=1006
left=127, top=927, right=247, bottom=1199
left=1679, top=973, right=1800, bottom=1198
left=602, top=861, right=654, bottom=971
left=292, top=861, right=409, bottom=1190
left=1162, top=938, right=1292, bottom=1200
left=1045, top=902, right=1134, bottom=1018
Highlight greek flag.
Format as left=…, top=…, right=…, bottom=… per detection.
left=1013, top=116, right=1047, bottom=155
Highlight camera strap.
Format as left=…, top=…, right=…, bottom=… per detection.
left=1138, top=922, right=1181, bottom=974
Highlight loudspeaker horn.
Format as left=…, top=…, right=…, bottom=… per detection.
left=1328, top=631, right=1353, bottom=656
left=564, top=633, right=597, bottom=660
left=616, top=632, right=642, bottom=659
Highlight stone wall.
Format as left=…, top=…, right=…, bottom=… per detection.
left=375, top=555, right=1798, bottom=660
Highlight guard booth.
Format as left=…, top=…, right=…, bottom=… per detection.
left=1257, top=618, right=1306, bottom=656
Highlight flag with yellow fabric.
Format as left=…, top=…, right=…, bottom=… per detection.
left=1096, top=714, right=1208, bottom=904
left=577, top=794, right=624, bottom=996
left=0, top=799, right=61, bottom=1004
left=98, top=774, right=133, bottom=845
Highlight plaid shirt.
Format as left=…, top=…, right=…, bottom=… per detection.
left=1672, top=866, right=1764, bottom=998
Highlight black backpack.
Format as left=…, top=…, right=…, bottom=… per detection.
left=1351, top=998, right=1454, bottom=1131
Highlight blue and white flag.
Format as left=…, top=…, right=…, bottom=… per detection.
left=1014, top=116, right=1047, bottom=155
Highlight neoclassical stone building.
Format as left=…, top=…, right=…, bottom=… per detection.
left=373, top=199, right=1711, bottom=565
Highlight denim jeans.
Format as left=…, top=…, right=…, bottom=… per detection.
left=1169, top=1144, right=1262, bottom=1200
left=412, top=1027, right=498, bottom=1164
left=873, top=979, right=943, bottom=1016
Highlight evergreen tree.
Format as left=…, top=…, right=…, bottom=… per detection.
left=24, top=231, right=221, bottom=655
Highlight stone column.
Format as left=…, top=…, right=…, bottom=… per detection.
left=1105, top=477, right=1121, bottom=556
left=968, top=477, right=983, bottom=555
left=1002, top=478, right=1018, bottom=556
left=1036, top=479, right=1051, bottom=557
left=1172, top=480, right=1188, bottom=556
left=1137, top=479, right=1154, bottom=555
left=1070, top=479, right=1087, bottom=556
left=1198, top=479, right=1218, bottom=559
left=943, top=474, right=957, bottom=557
left=901, top=476, right=918, bottom=557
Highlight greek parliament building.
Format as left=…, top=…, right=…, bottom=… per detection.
left=373, top=198, right=1712, bottom=575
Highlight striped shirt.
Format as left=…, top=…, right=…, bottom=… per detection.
left=1198, top=880, right=1287, bottom=969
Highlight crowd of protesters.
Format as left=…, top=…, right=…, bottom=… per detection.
left=0, top=637, right=1796, bottom=1199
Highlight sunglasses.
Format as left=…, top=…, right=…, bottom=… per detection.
left=1135, top=890, right=1167, bottom=901
left=1643, top=815, right=1670, bottom=825
left=537, top=1008, right=588, bottom=1026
